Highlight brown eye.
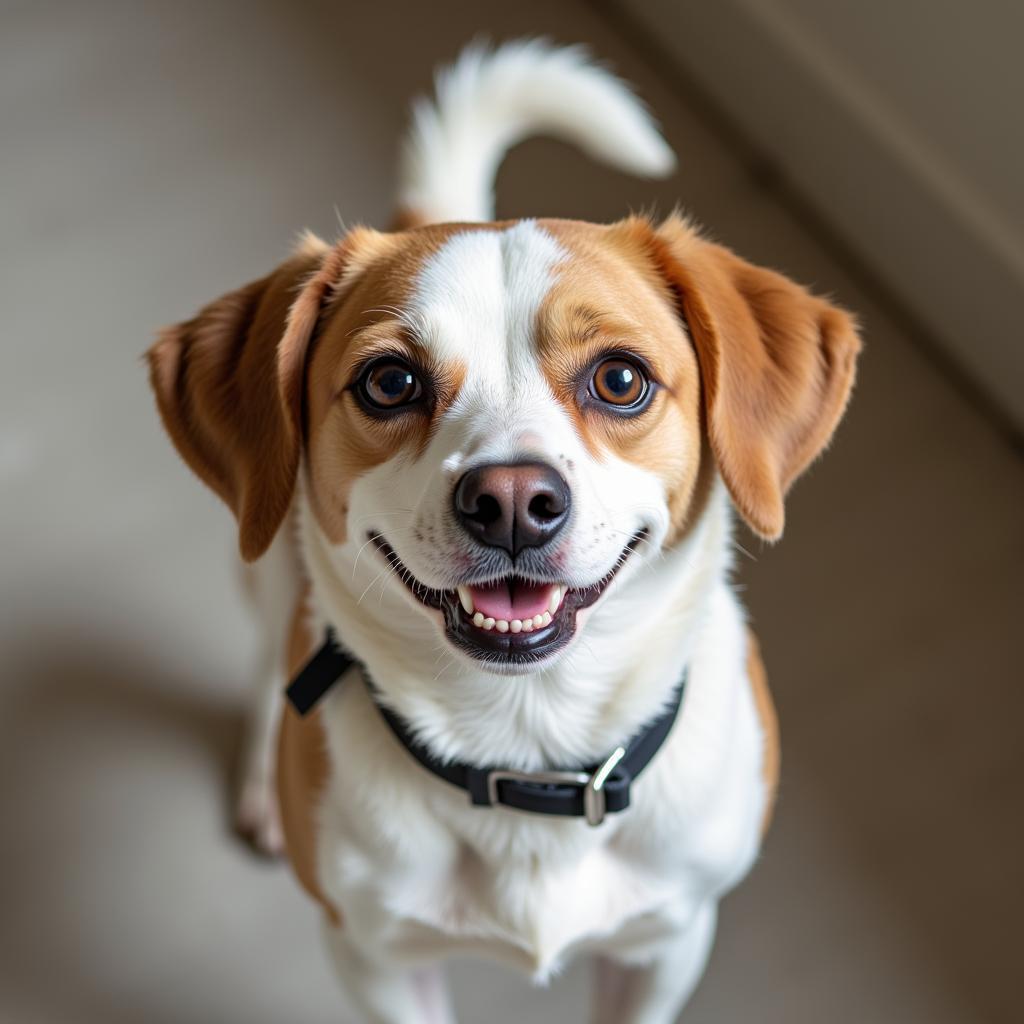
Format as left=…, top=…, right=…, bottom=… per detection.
left=590, top=357, right=648, bottom=407
left=359, top=360, right=423, bottom=410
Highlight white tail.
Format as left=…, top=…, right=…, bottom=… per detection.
left=398, top=39, right=676, bottom=225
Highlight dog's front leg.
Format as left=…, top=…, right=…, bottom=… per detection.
left=235, top=527, right=306, bottom=855
left=590, top=903, right=717, bottom=1024
left=323, top=922, right=456, bottom=1024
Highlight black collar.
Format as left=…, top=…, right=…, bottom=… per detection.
left=286, top=629, right=686, bottom=827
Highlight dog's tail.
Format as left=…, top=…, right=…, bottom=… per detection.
left=396, top=39, right=675, bottom=226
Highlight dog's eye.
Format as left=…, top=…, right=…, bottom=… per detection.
left=358, top=360, right=423, bottom=410
left=590, top=358, right=648, bottom=408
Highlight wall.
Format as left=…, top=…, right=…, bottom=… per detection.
left=611, top=0, right=1024, bottom=431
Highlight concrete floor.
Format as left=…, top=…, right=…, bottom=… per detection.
left=1, top=1, right=1021, bottom=1021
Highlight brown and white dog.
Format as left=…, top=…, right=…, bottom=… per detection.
left=147, top=41, right=859, bottom=1024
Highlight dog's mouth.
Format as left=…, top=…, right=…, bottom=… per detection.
left=369, top=531, right=647, bottom=668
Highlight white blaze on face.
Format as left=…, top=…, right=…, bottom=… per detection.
left=409, top=221, right=584, bottom=484
left=412, top=221, right=566, bottom=397
left=344, top=221, right=671, bottom=594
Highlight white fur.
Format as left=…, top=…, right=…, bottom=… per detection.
left=399, top=39, right=676, bottom=223
left=239, top=43, right=767, bottom=1024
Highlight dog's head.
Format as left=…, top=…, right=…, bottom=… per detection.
left=149, top=216, right=859, bottom=674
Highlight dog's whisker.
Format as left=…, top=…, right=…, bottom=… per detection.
left=355, top=569, right=387, bottom=607
left=351, top=509, right=415, bottom=525
left=433, top=656, right=456, bottom=682
left=732, top=539, right=758, bottom=562
left=575, top=633, right=599, bottom=664
left=356, top=561, right=398, bottom=606
left=352, top=532, right=385, bottom=581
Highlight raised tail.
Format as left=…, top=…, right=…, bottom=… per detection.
left=397, top=39, right=676, bottom=226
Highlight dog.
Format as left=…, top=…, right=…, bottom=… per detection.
left=147, top=40, right=859, bottom=1024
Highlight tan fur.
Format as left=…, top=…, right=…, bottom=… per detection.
left=648, top=215, right=861, bottom=540
left=303, top=224, right=480, bottom=544
left=277, top=591, right=342, bottom=927
left=145, top=231, right=374, bottom=561
left=746, top=629, right=779, bottom=835
left=539, top=220, right=705, bottom=546
left=147, top=246, right=322, bottom=561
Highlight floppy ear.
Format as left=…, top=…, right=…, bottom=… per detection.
left=651, top=215, right=861, bottom=540
left=146, top=233, right=350, bottom=561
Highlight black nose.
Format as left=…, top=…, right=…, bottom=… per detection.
left=454, top=461, right=571, bottom=558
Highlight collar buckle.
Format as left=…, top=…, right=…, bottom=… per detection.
left=583, top=745, right=627, bottom=826
left=485, top=745, right=628, bottom=827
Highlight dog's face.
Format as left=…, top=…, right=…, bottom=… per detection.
left=149, top=216, right=859, bottom=674
left=301, top=219, right=702, bottom=671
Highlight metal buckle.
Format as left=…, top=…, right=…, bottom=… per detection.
left=583, top=746, right=627, bottom=826
left=485, top=745, right=627, bottom=827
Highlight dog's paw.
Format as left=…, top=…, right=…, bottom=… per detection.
left=235, top=777, right=285, bottom=858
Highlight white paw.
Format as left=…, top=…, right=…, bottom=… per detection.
left=235, top=776, right=285, bottom=857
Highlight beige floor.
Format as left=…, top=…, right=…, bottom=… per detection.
left=2, top=2, right=1021, bottom=1022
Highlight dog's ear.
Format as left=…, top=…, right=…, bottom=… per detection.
left=647, top=215, right=861, bottom=540
left=146, top=233, right=353, bottom=561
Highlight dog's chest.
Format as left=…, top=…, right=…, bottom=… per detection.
left=354, top=827, right=683, bottom=978
left=310, top=578, right=762, bottom=978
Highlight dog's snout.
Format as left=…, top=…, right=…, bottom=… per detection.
left=454, top=462, right=571, bottom=557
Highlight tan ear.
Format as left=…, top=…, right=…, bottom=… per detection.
left=146, top=233, right=349, bottom=561
left=652, top=216, right=861, bottom=539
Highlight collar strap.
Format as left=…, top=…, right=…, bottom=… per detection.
left=286, top=630, right=686, bottom=827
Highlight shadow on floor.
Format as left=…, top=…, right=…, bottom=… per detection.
left=0, top=624, right=277, bottom=1024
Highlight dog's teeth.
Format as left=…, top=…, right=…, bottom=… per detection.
left=468, top=590, right=563, bottom=634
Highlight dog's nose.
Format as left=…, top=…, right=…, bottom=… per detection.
left=454, top=462, right=571, bottom=557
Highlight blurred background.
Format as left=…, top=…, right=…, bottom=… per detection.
left=1, top=1, right=1021, bottom=1021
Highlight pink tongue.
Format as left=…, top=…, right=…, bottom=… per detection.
left=470, top=580, right=555, bottom=621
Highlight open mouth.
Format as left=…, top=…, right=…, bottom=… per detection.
left=369, top=531, right=647, bottom=667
